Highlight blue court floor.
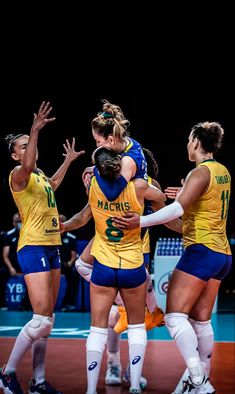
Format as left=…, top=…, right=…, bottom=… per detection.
left=0, top=311, right=234, bottom=341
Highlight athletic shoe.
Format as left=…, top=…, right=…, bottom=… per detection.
left=0, top=365, right=23, bottom=394
left=129, top=388, right=142, bottom=394
left=122, top=364, right=147, bottom=390
left=114, top=306, right=127, bottom=334
left=105, top=363, right=122, bottom=385
left=177, top=379, right=195, bottom=393
left=145, top=307, right=165, bottom=330
left=172, top=370, right=215, bottom=394
left=29, top=378, right=63, bottom=393
left=194, top=378, right=216, bottom=393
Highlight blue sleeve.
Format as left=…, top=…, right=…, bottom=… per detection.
left=94, top=167, right=127, bottom=201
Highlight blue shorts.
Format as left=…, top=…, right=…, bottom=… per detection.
left=143, top=253, right=150, bottom=266
left=176, top=244, right=232, bottom=281
left=17, top=245, right=61, bottom=275
left=91, top=259, right=147, bottom=288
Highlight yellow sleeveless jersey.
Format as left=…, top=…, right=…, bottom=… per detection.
left=142, top=230, right=150, bottom=253
left=89, top=176, right=144, bottom=269
left=9, top=170, right=61, bottom=251
left=142, top=176, right=152, bottom=254
left=183, top=160, right=231, bottom=255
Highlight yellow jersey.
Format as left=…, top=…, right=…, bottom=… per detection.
left=9, top=169, right=61, bottom=251
left=142, top=176, right=153, bottom=254
left=89, top=176, right=144, bottom=269
left=183, top=160, right=231, bottom=255
left=142, top=230, right=150, bottom=254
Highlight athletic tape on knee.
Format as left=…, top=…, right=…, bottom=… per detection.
left=189, top=318, right=213, bottom=338
left=165, top=313, right=191, bottom=340
left=127, top=324, right=147, bottom=347
left=86, top=326, right=108, bottom=354
left=75, top=257, right=93, bottom=282
left=22, top=314, right=53, bottom=342
left=108, top=305, right=119, bottom=328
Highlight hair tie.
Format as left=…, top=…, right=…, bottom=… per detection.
left=101, top=112, right=113, bottom=119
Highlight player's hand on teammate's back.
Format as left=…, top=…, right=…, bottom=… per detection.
left=112, top=212, right=140, bottom=230
left=82, top=166, right=94, bottom=191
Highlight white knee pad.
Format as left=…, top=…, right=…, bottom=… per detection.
left=75, top=257, right=93, bottom=282
left=189, top=318, right=214, bottom=338
left=127, top=324, right=147, bottom=347
left=22, top=314, right=53, bottom=342
left=165, top=313, right=191, bottom=340
left=108, top=305, right=119, bottom=328
left=86, top=326, right=108, bottom=354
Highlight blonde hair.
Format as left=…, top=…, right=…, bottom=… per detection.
left=91, top=99, right=130, bottom=141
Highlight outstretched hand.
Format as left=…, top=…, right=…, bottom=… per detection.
left=32, top=101, right=56, bottom=132
left=63, top=138, right=85, bottom=162
left=164, top=179, right=185, bottom=199
left=112, top=212, right=140, bottom=230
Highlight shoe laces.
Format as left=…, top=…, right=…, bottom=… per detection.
left=182, top=379, right=195, bottom=393
left=33, top=380, right=61, bottom=393
left=109, top=365, right=120, bottom=378
left=4, top=371, right=23, bottom=392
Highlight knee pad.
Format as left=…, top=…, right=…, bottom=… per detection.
left=127, top=324, right=147, bottom=347
left=75, top=257, right=93, bottom=282
left=86, top=326, right=108, bottom=354
left=189, top=318, right=214, bottom=338
left=165, top=313, right=191, bottom=340
left=108, top=305, right=119, bottom=328
left=22, top=314, right=53, bottom=342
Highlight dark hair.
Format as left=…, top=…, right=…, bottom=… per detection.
left=191, top=121, right=224, bottom=154
left=5, top=133, right=25, bottom=154
left=142, top=147, right=159, bottom=180
left=91, top=99, right=130, bottom=141
left=93, top=147, right=121, bottom=181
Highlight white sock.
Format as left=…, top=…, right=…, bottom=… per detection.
left=86, top=350, right=103, bottom=394
left=127, top=324, right=147, bottom=390
left=32, top=337, right=47, bottom=384
left=189, top=318, right=214, bottom=375
left=145, top=269, right=157, bottom=313
left=5, top=327, right=33, bottom=373
left=86, top=326, right=108, bottom=394
left=165, top=313, right=204, bottom=386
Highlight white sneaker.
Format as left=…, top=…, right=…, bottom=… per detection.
left=187, top=357, right=205, bottom=386
left=129, top=388, right=142, bottom=394
left=194, top=378, right=216, bottom=393
left=172, top=368, right=190, bottom=393
left=172, top=369, right=215, bottom=394
left=105, top=362, right=121, bottom=385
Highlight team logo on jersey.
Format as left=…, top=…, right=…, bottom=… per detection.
left=52, top=217, right=58, bottom=228
left=132, top=356, right=141, bottom=365
left=88, top=361, right=98, bottom=371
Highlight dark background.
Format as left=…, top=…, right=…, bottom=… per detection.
left=0, top=76, right=234, bottom=252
